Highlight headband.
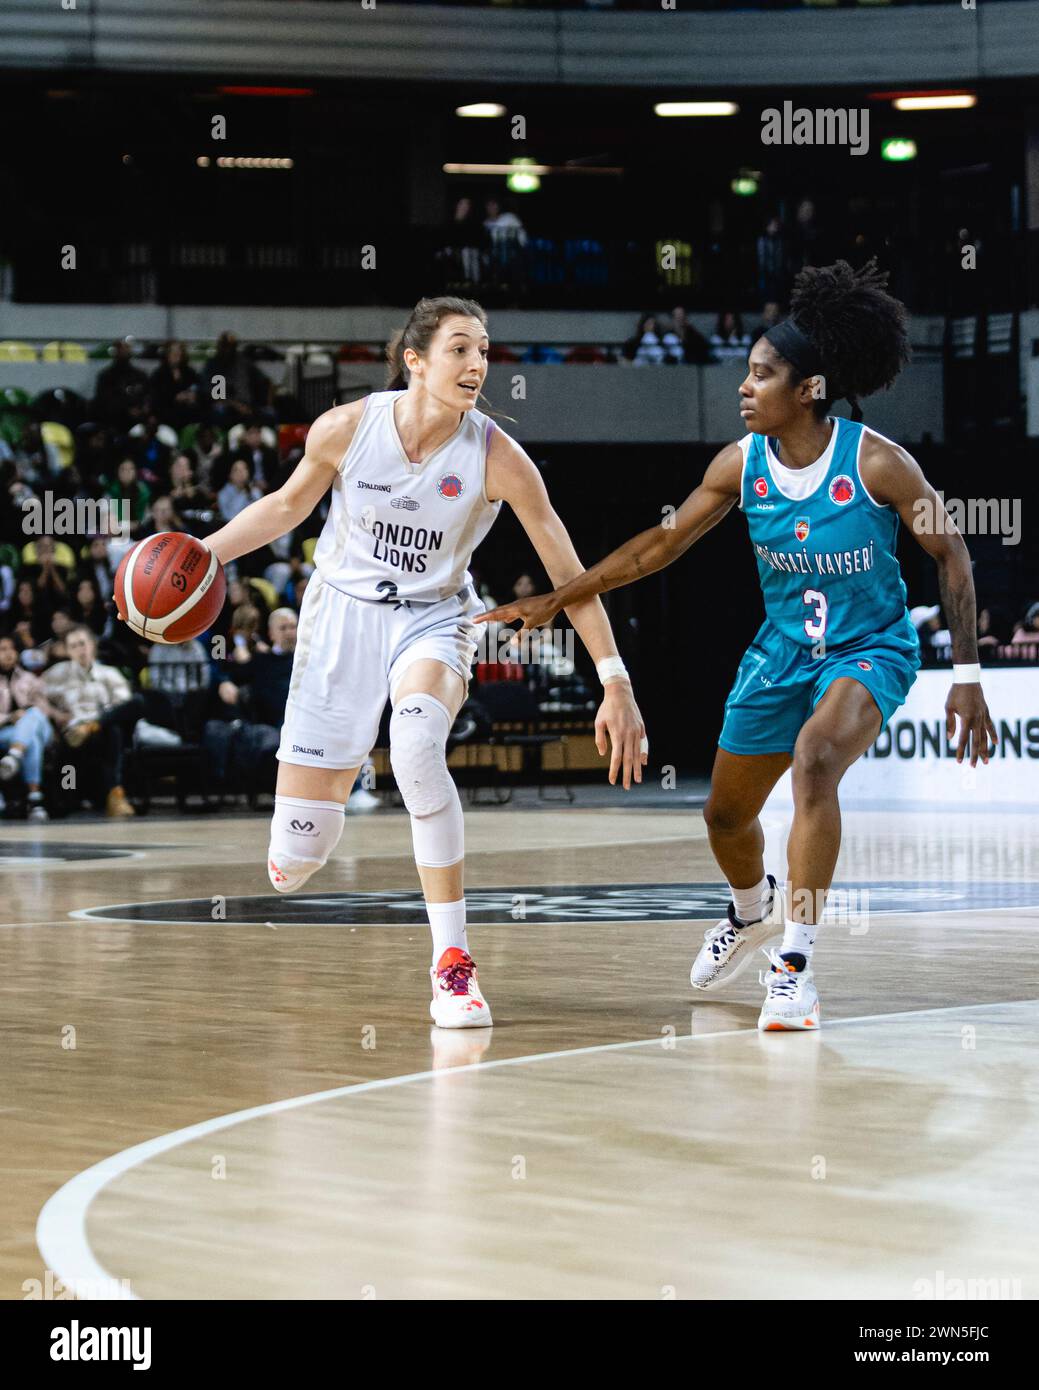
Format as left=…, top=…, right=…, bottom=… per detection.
left=762, top=318, right=825, bottom=379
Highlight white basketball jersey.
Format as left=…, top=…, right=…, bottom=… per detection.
left=312, top=390, right=503, bottom=603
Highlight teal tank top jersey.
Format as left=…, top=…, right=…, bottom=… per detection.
left=719, top=416, right=920, bottom=756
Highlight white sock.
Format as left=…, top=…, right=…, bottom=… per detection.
left=427, top=898, right=468, bottom=967
left=730, top=874, right=770, bottom=926
left=781, top=916, right=817, bottom=963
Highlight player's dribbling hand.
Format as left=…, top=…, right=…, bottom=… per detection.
left=473, top=592, right=562, bottom=632
left=945, top=683, right=998, bottom=767
left=596, top=682, right=648, bottom=789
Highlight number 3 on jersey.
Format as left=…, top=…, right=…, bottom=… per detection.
left=802, top=588, right=828, bottom=639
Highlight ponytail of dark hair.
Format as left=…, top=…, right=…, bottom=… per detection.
left=385, top=295, right=517, bottom=423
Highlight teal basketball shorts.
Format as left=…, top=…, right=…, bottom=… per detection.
left=718, top=622, right=921, bottom=757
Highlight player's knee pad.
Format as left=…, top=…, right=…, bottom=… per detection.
left=267, top=795, right=345, bottom=893
left=389, top=694, right=454, bottom=817
left=389, top=694, right=464, bottom=868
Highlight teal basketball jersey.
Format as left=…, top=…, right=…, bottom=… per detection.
left=737, top=417, right=916, bottom=652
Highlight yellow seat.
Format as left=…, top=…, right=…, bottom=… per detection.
left=302, top=537, right=317, bottom=564
left=0, top=341, right=37, bottom=362
left=247, top=577, right=278, bottom=611
left=21, top=540, right=78, bottom=569
left=41, top=421, right=75, bottom=469
left=41, top=341, right=89, bottom=363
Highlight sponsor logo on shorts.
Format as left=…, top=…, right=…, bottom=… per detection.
left=291, top=743, right=324, bottom=756
left=753, top=477, right=769, bottom=498
left=357, top=480, right=391, bottom=493
left=856, top=659, right=874, bottom=671
left=794, top=517, right=810, bottom=541
left=391, top=496, right=420, bottom=511
left=829, top=474, right=855, bottom=505
left=437, top=473, right=465, bottom=499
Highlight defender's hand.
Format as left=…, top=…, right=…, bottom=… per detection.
left=945, top=683, right=997, bottom=767
left=473, top=592, right=562, bottom=633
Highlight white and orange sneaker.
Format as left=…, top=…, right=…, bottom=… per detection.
left=690, top=874, right=784, bottom=992
left=430, top=947, right=493, bottom=1029
left=757, top=949, right=820, bottom=1032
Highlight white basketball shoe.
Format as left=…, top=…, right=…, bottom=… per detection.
left=430, top=947, right=493, bottom=1029
left=757, top=949, right=820, bottom=1032
left=690, top=874, right=783, bottom=992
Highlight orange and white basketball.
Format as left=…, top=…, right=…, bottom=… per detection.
left=113, top=532, right=226, bottom=644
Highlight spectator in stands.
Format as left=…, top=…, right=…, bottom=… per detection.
left=750, top=300, right=783, bottom=346
left=70, top=575, right=110, bottom=639
left=1010, top=601, right=1039, bottom=653
left=625, top=313, right=667, bottom=365
left=74, top=423, right=118, bottom=489
left=136, top=495, right=187, bottom=541
left=42, top=624, right=139, bottom=817
left=0, top=632, right=60, bottom=821
left=4, top=579, right=50, bottom=647
left=78, top=536, right=117, bottom=608
left=92, top=339, right=150, bottom=431
left=793, top=197, right=822, bottom=270
left=22, top=536, right=70, bottom=611
left=0, top=545, right=15, bottom=620
left=106, top=458, right=151, bottom=530
left=168, top=451, right=214, bottom=521
left=189, top=424, right=226, bottom=493
left=206, top=608, right=297, bottom=796
left=149, top=341, right=200, bottom=431
left=230, top=423, right=279, bottom=493
left=669, top=306, right=712, bottom=365
left=200, top=332, right=274, bottom=428
left=483, top=197, right=528, bottom=251
left=228, top=603, right=269, bottom=662
left=444, top=196, right=483, bottom=285
left=756, top=216, right=793, bottom=303
left=34, top=608, right=76, bottom=671
left=217, top=458, right=263, bottom=524
left=710, top=310, right=751, bottom=363
left=127, top=413, right=177, bottom=487
left=910, top=604, right=952, bottom=655
left=976, top=607, right=1000, bottom=651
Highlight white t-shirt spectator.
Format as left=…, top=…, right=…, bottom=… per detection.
left=43, top=657, right=133, bottom=726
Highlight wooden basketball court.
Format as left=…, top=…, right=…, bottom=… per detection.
left=4, top=793, right=1037, bottom=1300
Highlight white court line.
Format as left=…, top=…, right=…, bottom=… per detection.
left=36, top=997, right=1037, bottom=1301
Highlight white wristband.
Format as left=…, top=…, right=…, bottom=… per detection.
left=597, top=656, right=630, bottom=685
left=953, top=663, right=981, bottom=684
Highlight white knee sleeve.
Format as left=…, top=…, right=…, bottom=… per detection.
left=389, top=694, right=464, bottom=868
left=267, top=795, right=346, bottom=893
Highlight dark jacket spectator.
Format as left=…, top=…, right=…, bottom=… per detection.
left=92, top=341, right=150, bottom=430
left=149, top=342, right=201, bottom=430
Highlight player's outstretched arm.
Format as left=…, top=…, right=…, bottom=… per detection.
left=859, top=433, right=997, bottom=767
left=473, top=440, right=744, bottom=632
left=207, top=403, right=360, bottom=566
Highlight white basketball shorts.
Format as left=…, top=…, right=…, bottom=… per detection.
left=277, top=573, right=484, bottom=769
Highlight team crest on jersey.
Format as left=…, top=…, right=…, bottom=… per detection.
left=856, top=660, right=873, bottom=671
left=437, top=473, right=465, bottom=499
left=391, top=495, right=420, bottom=511
left=794, top=517, right=810, bottom=541
left=829, top=474, right=855, bottom=505
left=753, top=477, right=769, bottom=498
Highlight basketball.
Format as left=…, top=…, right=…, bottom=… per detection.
left=113, top=532, right=226, bottom=644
